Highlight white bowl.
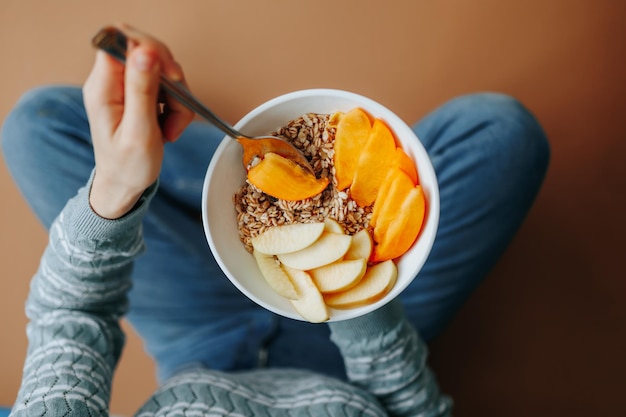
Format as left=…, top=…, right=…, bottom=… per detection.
left=202, top=89, right=439, bottom=322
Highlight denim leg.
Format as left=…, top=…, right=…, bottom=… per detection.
left=1, top=86, right=95, bottom=225
left=1, top=86, right=274, bottom=382
left=132, top=122, right=274, bottom=382
left=2, top=87, right=550, bottom=381
left=264, top=93, right=550, bottom=378
left=402, top=92, right=550, bottom=339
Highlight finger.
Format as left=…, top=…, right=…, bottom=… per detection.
left=160, top=102, right=195, bottom=142
left=116, top=23, right=184, bottom=81
left=83, top=50, right=125, bottom=135
left=122, top=46, right=161, bottom=137
left=160, top=62, right=194, bottom=141
left=161, top=61, right=193, bottom=120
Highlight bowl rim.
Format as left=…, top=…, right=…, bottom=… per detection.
left=201, top=88, right=440, bottom=322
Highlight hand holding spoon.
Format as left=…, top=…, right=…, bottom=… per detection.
left=91, top=26, right=313, bottom=173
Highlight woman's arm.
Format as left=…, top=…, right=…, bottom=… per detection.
left=10, top=24, right=192, bottom=416
left=328, top=299, right=453, bottom=417
left=10, top=177, right=157, bottom=417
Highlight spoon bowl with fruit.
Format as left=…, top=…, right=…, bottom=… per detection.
left=202, top=89, right=440, bottom=322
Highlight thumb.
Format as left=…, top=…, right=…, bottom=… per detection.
left=123, top=47, right=161, bottom=125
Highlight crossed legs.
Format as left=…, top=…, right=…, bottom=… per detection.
left=1, top=86, right=549, bottom=381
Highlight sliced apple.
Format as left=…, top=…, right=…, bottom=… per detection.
left=324, top=218, right=344, bottom=234
left=251, top=222, right=325, bottom=255
left=284, top=266, right=329, bottom=323
left=324, top=260, right=398, bottom=309
left=253, top=250, right=298, bottom=299
left=343, top=229, right=373, bottom=261
left=310, top=258, right=367, bottom=293
left=277, top=232, right=352, bottom=270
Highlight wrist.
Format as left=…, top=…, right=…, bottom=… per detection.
left=89, top=171, right=146, bottom=219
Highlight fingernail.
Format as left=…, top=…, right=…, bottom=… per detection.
left=168, top=62, right=183, bottom=81
left=133, top=52, right=155, bottom=72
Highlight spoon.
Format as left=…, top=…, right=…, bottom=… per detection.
left=91, top=26, right=313, bottom=173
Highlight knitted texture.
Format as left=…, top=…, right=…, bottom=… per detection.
left=10, top=179, right=451, bottom=417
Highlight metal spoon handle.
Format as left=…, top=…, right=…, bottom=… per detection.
left=91, top=26, right=246, bottom=139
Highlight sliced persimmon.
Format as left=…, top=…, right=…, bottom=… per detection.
left=328, top=111, right=343, bottom=128
left=393, top=147, right=419, bottom=185
left=370, top=168, right=395, bottom=228
left=371, top=185, right=426, bottom=263
left=371, top=168, right=414, bottom=239
left=369, top=149, right=418, bottom=228
left=333, top=108, right=372, bottom=191
left=350, top=119, right=397, bottom=207
left=247, top=152, right=329, bottom=201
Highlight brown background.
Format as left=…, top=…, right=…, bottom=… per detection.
left=1, top=1, right=624, bottom=415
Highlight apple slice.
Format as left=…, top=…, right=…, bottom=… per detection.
left=277, top=232, right=352, bottom=270
left=251, top=222, right=325, bottom=255
left=343, top=229, right=373, bottom=261
left=324, top=218, right=344, bottom=234
left=253, top=250, right=298, bottom=299
left=284, top=266, right=330, bottom=323
left=310, top=258, right=367, bottom=293
left=324, top=260, right=398, bottom=309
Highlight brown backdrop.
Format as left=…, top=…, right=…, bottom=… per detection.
left=1, top=1, right=624, bottom=415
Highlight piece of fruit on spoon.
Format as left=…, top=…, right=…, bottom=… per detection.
left=247, top=152, right=329, bottom=201
left=237, top=136, right=314, bottom=174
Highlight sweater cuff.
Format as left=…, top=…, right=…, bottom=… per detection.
left=65, top=170, right=159, bottom=242
left=328, top=298, right=406, bottom=341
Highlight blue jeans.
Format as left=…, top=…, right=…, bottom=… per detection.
left=1, top=86, right=549, bottom=382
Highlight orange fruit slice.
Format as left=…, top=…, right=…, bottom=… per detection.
left=393, top=147, right=419, bottom=185
left=371, top=168, right=415, bottom=239
left=350, top=119, right=397, bottom=207
left=371, top=185, right=426, bottom=263
left=247, top=152, right=329, bottom=201
left=369, top=148, right=419, bottom=228
left=333, top=108, right=372, bottom=191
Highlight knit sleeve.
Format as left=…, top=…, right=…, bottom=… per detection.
left=10, top=176, right=157, bottom=417
left=328, top=299, right=454, bottom=417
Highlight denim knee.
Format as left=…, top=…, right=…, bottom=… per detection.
left=1, top=85, right=93, bottom=228
left=449, top=92, right=550, bottom=168
left=1, top=85, right=83, bottom=156
left=2, top=85, right=87, bottom=170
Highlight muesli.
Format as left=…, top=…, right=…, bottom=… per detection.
left=233, top=113, right=372, bottom=253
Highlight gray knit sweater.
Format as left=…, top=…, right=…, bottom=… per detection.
left=10, top=180, right=452, bottom=416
